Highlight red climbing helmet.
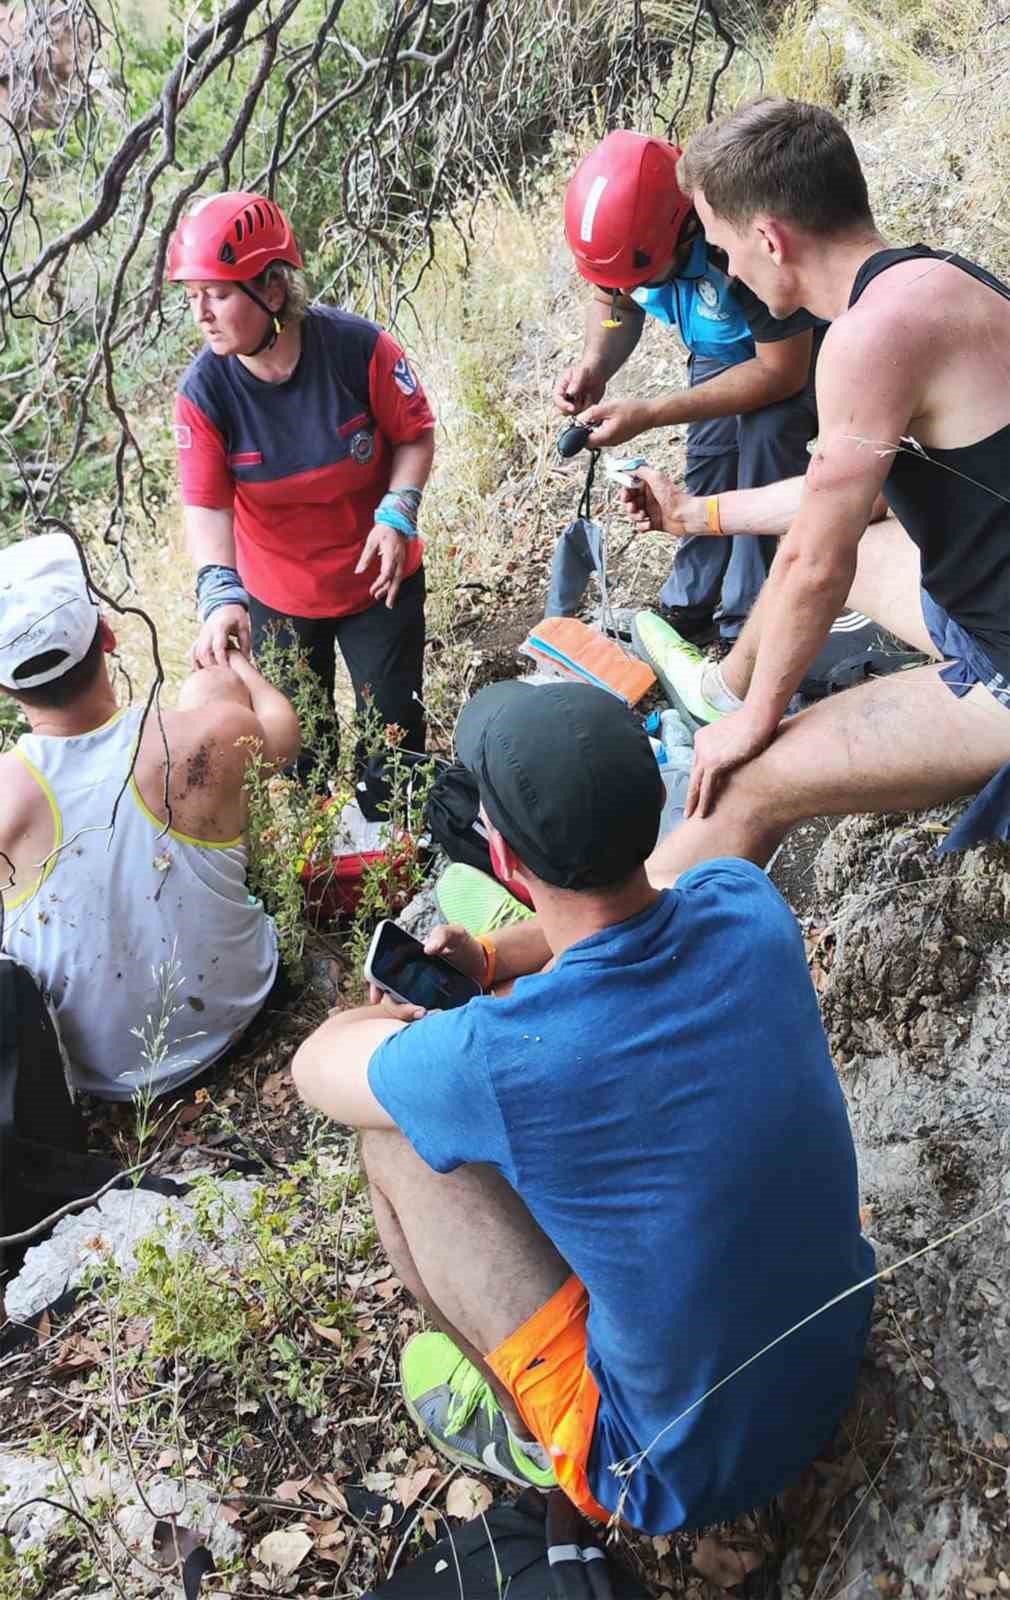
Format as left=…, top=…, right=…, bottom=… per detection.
left=167, top=192, right=303, bottom=282
left=564, top=132, right=693, bottom=290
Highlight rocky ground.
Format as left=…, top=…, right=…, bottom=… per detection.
left=4, top=668, right=1008, bottom=1600
left=5, top=38, right=1010, bottom=1589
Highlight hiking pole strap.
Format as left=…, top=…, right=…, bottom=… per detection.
left=577, top=448, right=599, bottom=522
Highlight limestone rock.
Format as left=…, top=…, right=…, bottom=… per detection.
left=803, top=812, right=1010, bottom=1592
left=0, top=1450, right=241, bottom=1591
left=6, top=1177, right=262, bottom=1323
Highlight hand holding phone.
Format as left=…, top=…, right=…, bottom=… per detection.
left=364, top=920, right=482, bottom=1012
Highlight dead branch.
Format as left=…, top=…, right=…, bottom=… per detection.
left=0, top=0, right=738, bottom=864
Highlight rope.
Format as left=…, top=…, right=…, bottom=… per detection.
left=576, top=449, right=618, bottom=641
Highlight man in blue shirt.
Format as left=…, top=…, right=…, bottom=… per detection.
left=555, top=132, right=824, bottom=642
left=292, top=680, right=874, bottom=1533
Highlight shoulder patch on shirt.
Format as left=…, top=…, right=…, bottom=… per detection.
left=393, top=356, right=418, bottom=396
left=173, top=423, right=192, bottom=449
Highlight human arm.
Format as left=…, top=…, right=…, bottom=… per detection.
left=423, top=918, right=553, bottom=988
left=221, top=648, right=301, bottom=769
left=292, top=995, right=511, bottom=1172
left=621, top=470, right=888, bottom=542
left=623, top=468, right=807, bottom=539
left=182, top=505, right=252, bottom=667
left=175, top=382, right=249, bottom=667
left=579, top=330, right=814, bottom=447
left=686, top=315, right=922, bottom=817
left=365, top=918, right=554, bottom=1006
left=174, top=649, right=300, bottom=772
left=291, top=1006, right=403, bottom=1128
left=354, top=428, right=436, bottom=608
left=552, top=289, right=646, bottom=413
left=357, top=335, right=437, bottom=608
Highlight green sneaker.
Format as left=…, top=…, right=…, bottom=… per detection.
left=400, top=1331, right=555, bottom=1489
left=631, top=611, right=725, bottom=730
left=435, top=862, right=534, bottom=936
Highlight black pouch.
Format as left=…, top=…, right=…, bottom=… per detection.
left=800, top=612, right=925, bottom=700
left=425, top=763, right=493, bottom=875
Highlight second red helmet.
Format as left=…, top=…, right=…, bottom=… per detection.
left=564, top=132, right=692, bottom=290
left=167, top=192, right=303, bottom=282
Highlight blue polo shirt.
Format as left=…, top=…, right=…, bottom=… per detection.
left=631, top=233, right=820, bottom=364
left=368, top=860, right=874, bottom=1533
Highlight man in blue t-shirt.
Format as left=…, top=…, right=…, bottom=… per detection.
left=556, top=132, right=824, bottom=642
left=292, top=681, right=874, bottom=1534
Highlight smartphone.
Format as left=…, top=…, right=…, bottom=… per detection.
left=363, top=920, right=482, bottom=1012
left=604, top=453, right=648, bottom=489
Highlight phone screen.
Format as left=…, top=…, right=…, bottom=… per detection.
left=368, top=922, right=481, bottom=1011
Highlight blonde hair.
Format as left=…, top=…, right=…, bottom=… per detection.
left=252, top=261, right=312, bottom=324
left=680, top=97, right=873, bottom=235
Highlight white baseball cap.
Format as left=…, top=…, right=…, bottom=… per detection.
left=0, top=533, right=100, bottom=691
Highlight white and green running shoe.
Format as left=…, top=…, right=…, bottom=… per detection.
left=631, top=611, right=725, bottom=730
left=435, top=862, right=534, bottom=937
left=400, top=1331, right=555, bottom=1489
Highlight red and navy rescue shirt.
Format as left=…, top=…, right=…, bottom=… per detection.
left=174, top=306, right=436, bottom=618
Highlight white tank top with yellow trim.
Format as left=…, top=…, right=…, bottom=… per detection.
left=5, top=706, right=278, bottom=1100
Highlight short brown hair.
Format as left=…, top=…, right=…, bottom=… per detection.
left=680, top=97, right=873, bottom=235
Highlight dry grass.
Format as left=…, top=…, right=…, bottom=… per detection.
left=12, top=9, right=1010, bottom=1598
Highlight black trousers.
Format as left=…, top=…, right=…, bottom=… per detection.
left=249, top=566, right=427, bottom=781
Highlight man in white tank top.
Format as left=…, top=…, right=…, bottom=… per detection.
left=0, top=533, right=301, bottom=1100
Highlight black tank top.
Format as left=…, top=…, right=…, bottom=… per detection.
left=848, top=246, right=1010, bottom=678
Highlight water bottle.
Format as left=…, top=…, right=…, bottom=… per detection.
left=659, top=707, right=693, bottom=753
left=657, top=761, right=691, bottom=838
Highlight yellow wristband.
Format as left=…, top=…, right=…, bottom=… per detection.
left=476, top=935, right=497, bottom=992
left=706, top=495, right=722, bottom=536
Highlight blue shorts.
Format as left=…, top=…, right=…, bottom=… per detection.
left=920, top=589, right=1010, bottom=852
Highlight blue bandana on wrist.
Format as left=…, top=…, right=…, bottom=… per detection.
left=375, top=487, right=423, bottom=540
left=196, top=564, right=250, bottom=622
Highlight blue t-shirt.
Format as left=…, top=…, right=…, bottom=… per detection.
left=368, top=860, right=874, bottom=1533
left=631, top=234, right=820, bottom=365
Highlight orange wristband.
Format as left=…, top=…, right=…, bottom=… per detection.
left=476, top=935, right=497, bottom=992
left=706, top=495, right=722, bottom=536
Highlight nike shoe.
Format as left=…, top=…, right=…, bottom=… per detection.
left=435, top=862, right=535, bottom=935
left=400, top=1331, right=555, bottom=1490
left=631, top=611, right=725, bottom=730
left=656, top=602, right=719, bottom=647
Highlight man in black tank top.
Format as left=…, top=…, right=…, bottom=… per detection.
left=620, top=96, right=1010, bottom=885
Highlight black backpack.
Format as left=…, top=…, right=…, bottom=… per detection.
left=800, top=611, right=925, bottom=700
left=0, top=956, right=120, bottom=1281
left=425, top=763, right=494, bottom=875
left=363, top=1488, right=654, bottom=1600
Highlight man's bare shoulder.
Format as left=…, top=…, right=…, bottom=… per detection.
left=0, top=745, right=49, bottom=850
left=151, top=699, right=261, bottom=766
left=0, top=746, right=39, bottom=804
left=816, top=294, right=933, bottom=429
left=824, top=257, right=967, bottom=369
left=134, top=698, right=262, bottom=842
left=823, top=292, right=928, bottom=369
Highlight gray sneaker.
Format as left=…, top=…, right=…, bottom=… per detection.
left=400, top=1331, right=555, bottom=1489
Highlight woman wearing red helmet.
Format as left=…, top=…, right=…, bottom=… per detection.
left=169, top=192, right=436, bottom=775
left=556, top=132, right=823, bottom=646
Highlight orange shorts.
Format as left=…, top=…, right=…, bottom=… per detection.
left=486, top=1273, right=611, bottom=1523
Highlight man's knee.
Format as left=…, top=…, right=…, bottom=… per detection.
left=714, top=745, right=802, bottom=850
